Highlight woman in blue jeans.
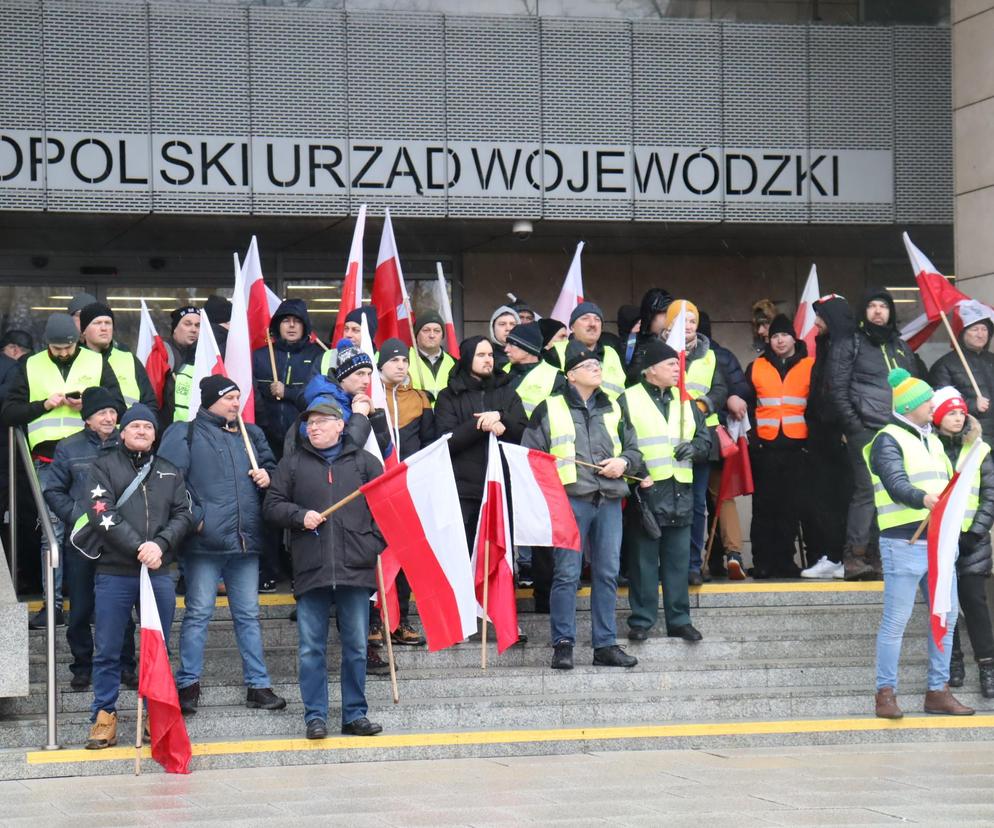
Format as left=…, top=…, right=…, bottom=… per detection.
left=263, top=399, right=385, bottom=740
left=865, top=369, right=975, bottom=719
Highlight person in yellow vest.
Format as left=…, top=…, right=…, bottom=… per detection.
left=549, top=302, right=627, bottom=401
left=744, top=314, right=814, bottom=579
left=161, top=305, right=200, bottom=427
left=317, top=306, right=377, bottom=377
left=1, top=313, right=123, bottom=629
left=619, top=340, right=711, bottom=644
left=932, top=388, right=994, bottom=698
left=663, top=299, right=727, bottom=584
left=867, top=369, right=974, bottom=719
left=522, top=340, right=642, bottom=671
left=408, top=311, right=456, bottom=402
left=78, top=303, right=159, bottom=412
left=504, top=322, right=567, bottom=418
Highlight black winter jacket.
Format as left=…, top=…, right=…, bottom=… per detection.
left=434, top=364, right=528, bottom=501
left=938, top=416, right=994, bottom=576
left=85, top=445, right=195, bottom=577
left=928, top=323, right=994, bottom=446
left=263, top=435, right=384, bottom=596
left=158, top=408, right=276, bottom=557
left=807, top=296, right=856, bottom=447
left=44, top=427, right=121, bottom=526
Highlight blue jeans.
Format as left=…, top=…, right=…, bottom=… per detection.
left=876, top=536, right=958, bottom=692
left=92, top=572, right=174, bottom=719
left=551, top=496, right=622, bottom=649
left=36, top=460, right=65, bottom=607
left=689, top=460, right=709, bottom=571
left=296, top=585, right=371, bottom=726
left=177, top=554, right=272, bottom=690
left=66, top=549, right=135, bottom=679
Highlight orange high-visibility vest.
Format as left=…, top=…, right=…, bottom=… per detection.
left=753, top=355, right=814, bottom=440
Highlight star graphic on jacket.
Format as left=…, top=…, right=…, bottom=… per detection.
left=93, top=501, right=107, bottom=515
left=90, top=484, right=107, bottom=499
left=100, top=514, right=115, bottom=531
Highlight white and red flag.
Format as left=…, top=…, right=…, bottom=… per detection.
left=793, top=264, right=820, bottom=355
left=358, top=314, right=393, bottom=469
left=471, top=434, right=518, bottom=653
left=371, top=208, right=412, bottom=349
left=225, top=252, right=256, bottom=423
left=138, top=565, right=191, bottom=774
left=331, top=205, right=367, bottom=346
left=904, top=232, right=968, bottom=322
left=665, top=300, right=691, bottom=403
left=927, top=439, right=984, bottom=650
left=435, top=263, right=460, bottom=359
left=136, top=300, right=170, bottom=409
left=549, top=241, right=585, bottom=326
left=715, top=415, right=754, bottom=505
left=499, top=442, right=580, bottom=551
left=187, top=309, right=227, bottom=416
left=359, top=435, right=477, bottom=650
left=241, top=236, right=274, bottom=351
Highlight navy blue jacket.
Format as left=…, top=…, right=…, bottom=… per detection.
left=710, top=337, right=750, bottom=426
left=158, top=408, right=276, bottom=557
left=44, top=426, right=121, bottom=527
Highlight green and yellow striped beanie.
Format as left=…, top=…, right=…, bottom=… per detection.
left=888, top=368, right=933, bottom=415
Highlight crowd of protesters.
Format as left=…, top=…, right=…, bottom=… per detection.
left=2, top=276, right=993, bottom=747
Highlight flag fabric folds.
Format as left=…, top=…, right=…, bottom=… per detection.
left=903, top=232, right=968, bottom=322
left=499, top=442, right=580, bottom=552
left=471, top=434, right=518, bottom=653
left=226, top=252, right=256, bottom=423
left=331, top=205, right=367, bottom=346
left=138, top=565, right=192, bottom=774
left=136, top=300, right=170, bottom=408
left=665, top=300, right=690, bottom=403
left=436, top=263, right=460, bottom=359
left=793, top=264, right=820, bottom=355
left=371, top=208, right=412, bottom=348
left=549, top=241, right=585, bottom=326
left=359, top=436, right=477, bottom=651
left=187, top=309, right=227, bottom=416
left=716, top=415, right=754, bottom=504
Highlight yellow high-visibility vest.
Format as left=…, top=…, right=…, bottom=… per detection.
left=504, top=360, right=560, bottom=417
left=25, top=349, right=103, bottom=450
left=546, top=394, right=622, bottom=485
left=552, top=340, right=626, bottom=400
left=621, top=382, right=694, bottom=483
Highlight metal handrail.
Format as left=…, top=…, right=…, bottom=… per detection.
left=10, top=426, right=60, bottom=751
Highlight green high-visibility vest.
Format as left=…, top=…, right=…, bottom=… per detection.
left=503, top=360, right=560, bottom=417
left=552, top=340, right=626, bottom=400
left=546, top=394, right=622, bottom=485
left=957, top=440, right=992, bottom=532
left=172, top=363, right=195, bottom=422
left=318, top=348, right=337, bottom=377
left=105, top=347, right=141, bottom=407
left=621, top=383, right=694, bottom=483
left=25, top=349, right=103, bottom=450
left=408, top=347, right=455, bottom=402
left=863, top=424, right=951, bottom=531
left=685, top=349, right=719, bottom=427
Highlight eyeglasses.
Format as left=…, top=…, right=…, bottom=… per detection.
left=572, top=360, right=602, bottom=372
left=306, top=416, right=341, bottom=428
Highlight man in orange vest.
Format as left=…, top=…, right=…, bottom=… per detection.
left=745, top=314, right=814, bottom=578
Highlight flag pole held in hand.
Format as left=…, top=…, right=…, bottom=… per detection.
left=134, top=694, right=143, bottom=776
left=319, top=487, right=365, bottom=519
left=376, top=555, right=400, bottom=704
left=236, top=414, right=260, bottom=471
left=481, top=539, right=490, bottom=671
left=265, top=330, right=281, bottom=400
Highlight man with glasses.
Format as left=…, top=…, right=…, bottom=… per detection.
left=522, top=340, right=642, bottom=671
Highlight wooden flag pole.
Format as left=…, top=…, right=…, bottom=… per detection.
left=481, top=540, right=491, bottom=671
left=376, top=556, right=400, bottom=704
left=404, top=304, right=430, bottom=393
left=236, top=414, right=260, bottom=471
left=938, top=308, right=984, bottom=401
left=134, top=694, right=143, bottom=776
left=572, top=458, right=649, bottom=484
left=703, top=511, right=720, bottom=571
left=319, top=487, right=364, bottom=519
left=908, top=513, right=931, bottom=545
left=266, top=331, right=281, bottom=399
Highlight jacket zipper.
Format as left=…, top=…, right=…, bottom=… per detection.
left=222, top=429, right=247, bottom=552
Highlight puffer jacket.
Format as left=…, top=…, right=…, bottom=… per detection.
left=616, top=383, right=712, bottom=527
left=293, top=373, right=392, bottom=459
left=263, top=430, right=384, bottom=596
left=252, top=298, right=324, bottom=455
left=85, top=445, right=195, bottom=577
left=938, top=415, right=994, bottom=576
left=44, top=427, right=121, bottom=526
left=382, top=379, right=436, bottom=460
left=522, top=385, right=642, bottom=501
left=158, top=407, right=276, bottom=556
left=828, top=288, right=919, bottom=436
left=807, top=295, right=855, bottom=447
left=928, top=320, right=994, bottom=446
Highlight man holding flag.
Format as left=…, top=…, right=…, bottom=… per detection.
left=865, top=369, right=973, bottom=719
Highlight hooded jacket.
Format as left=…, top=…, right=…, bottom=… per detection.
left=828, top=288, right=919, bottom=436
left=807, top=295, right=856, bottom=443
left=434, top=335, right=528, bottom=501
left=252, top=298, right=323, bottom=454
left=929, top=319, right=994, bottom=445
left=488, top=305, right=519, bottom=371
left=295, top=373, right=393, bottom=460
left=937, top=415, right=994, bottom=576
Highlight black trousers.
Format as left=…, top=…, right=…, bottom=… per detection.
left=804, top=433, right=852, bottom=565
left=953, top=573, right=994, bottom=662
left=749, top=446, right=807, bottom=575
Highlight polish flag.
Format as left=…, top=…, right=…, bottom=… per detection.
left=549, top=241, right=585, bottom=326
left=665, top=300, right=691, bottom=403
left=902, top=299, right=994, bottom=351
left=226, top=252, right=256, bottom=423
left=499, top=443, right=580, bottom=551
left=358, top=315, right=393, bottom=469
left=471, top=434, right=518, bottom=654
left=927, top=440, right=982, bottom=650
left=138, top=565, right=191, bottom=774
left=371, top=208, right=411, bottom=348
left=436, top=262, right=459, bottom=359
left=331, top=205, right=367, bottom=346
left=136, top=300, right=170, bottom=408
left=904, top=232, right=968, bottom=322
left=793, top=264, right=820, bottom=355
left=187, top=309, right=228, bottom=416
left=359, top=435, right=477, bottom=650
left=715, top=415, right=754, bottom=504
left=241, top=236, right=274, bottom=351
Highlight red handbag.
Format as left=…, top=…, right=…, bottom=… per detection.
left=715, top=425, right=739, bottom=459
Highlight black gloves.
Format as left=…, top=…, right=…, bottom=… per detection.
left=674, top=442, right=695, bottom=461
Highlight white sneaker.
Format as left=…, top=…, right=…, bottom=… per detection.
left=801, top=556, right=844, bottom=580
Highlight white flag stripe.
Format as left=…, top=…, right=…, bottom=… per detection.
left=359, top=315, right=390, bottom=463
left=665, top=300, right=687, bottom=354
left=139, top=565, right=162, bottom=633
left=902, top=230, right=938, bottom=276
left=377, top=208, right=410, bottom=304
left=502, top=445, right=554, bottom=547
left=796, top=264, right=820, bottom=341
left=406, top=438, right=478, bottom=639
left=549, top=241, right=585, bottom=325
left=349, top=205, right=367, bottom=310
left=188, top=309, right=224, bottom=416
left=900, top=311, right=931, bottom=342
left=264, top=284, right=281, bottom=315
left=137, top=300, right=157, bottom=364
left=227, top=250, right=254, bottom=416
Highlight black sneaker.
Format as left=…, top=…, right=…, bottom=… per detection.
left=306, top=718, right=328, bottom=740
left=121, top=671, right=139, bottom=691
left=70, top=673, right=91, bottom=691
left=28, top=606, right=65, bottom=630
left=178, top=681, right=200, bottom=715
left=551, top=641, right=573, bottom=670
left=366, top=647, right=392, bottom=676
left=593, top=645, right=638, bottom=668
left=341, top=716, right=382, bottom=737
left=246, top=687, right=286, bottom=710
left=259, top=579, right=278, bottom=594
left=627, top=627, right=649, bottom=642
left=175, top=575, right=186, bottom=596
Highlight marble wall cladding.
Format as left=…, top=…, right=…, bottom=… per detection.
left=0, top=555, right=28, bottom=699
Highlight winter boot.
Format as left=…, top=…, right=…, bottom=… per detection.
left=949, top=650, right=966, bottom=688
left=844, top=546, right=877, bottom=581
left=979, top=659, right=994, bottom=699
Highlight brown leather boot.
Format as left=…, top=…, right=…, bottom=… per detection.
left=875, top=687, right=903, bottom=719
left=845, top=546, right=877, bottom=581
left=924, top=685, right=976, bottom=716
left=85, top=710, right=118, bottom=749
